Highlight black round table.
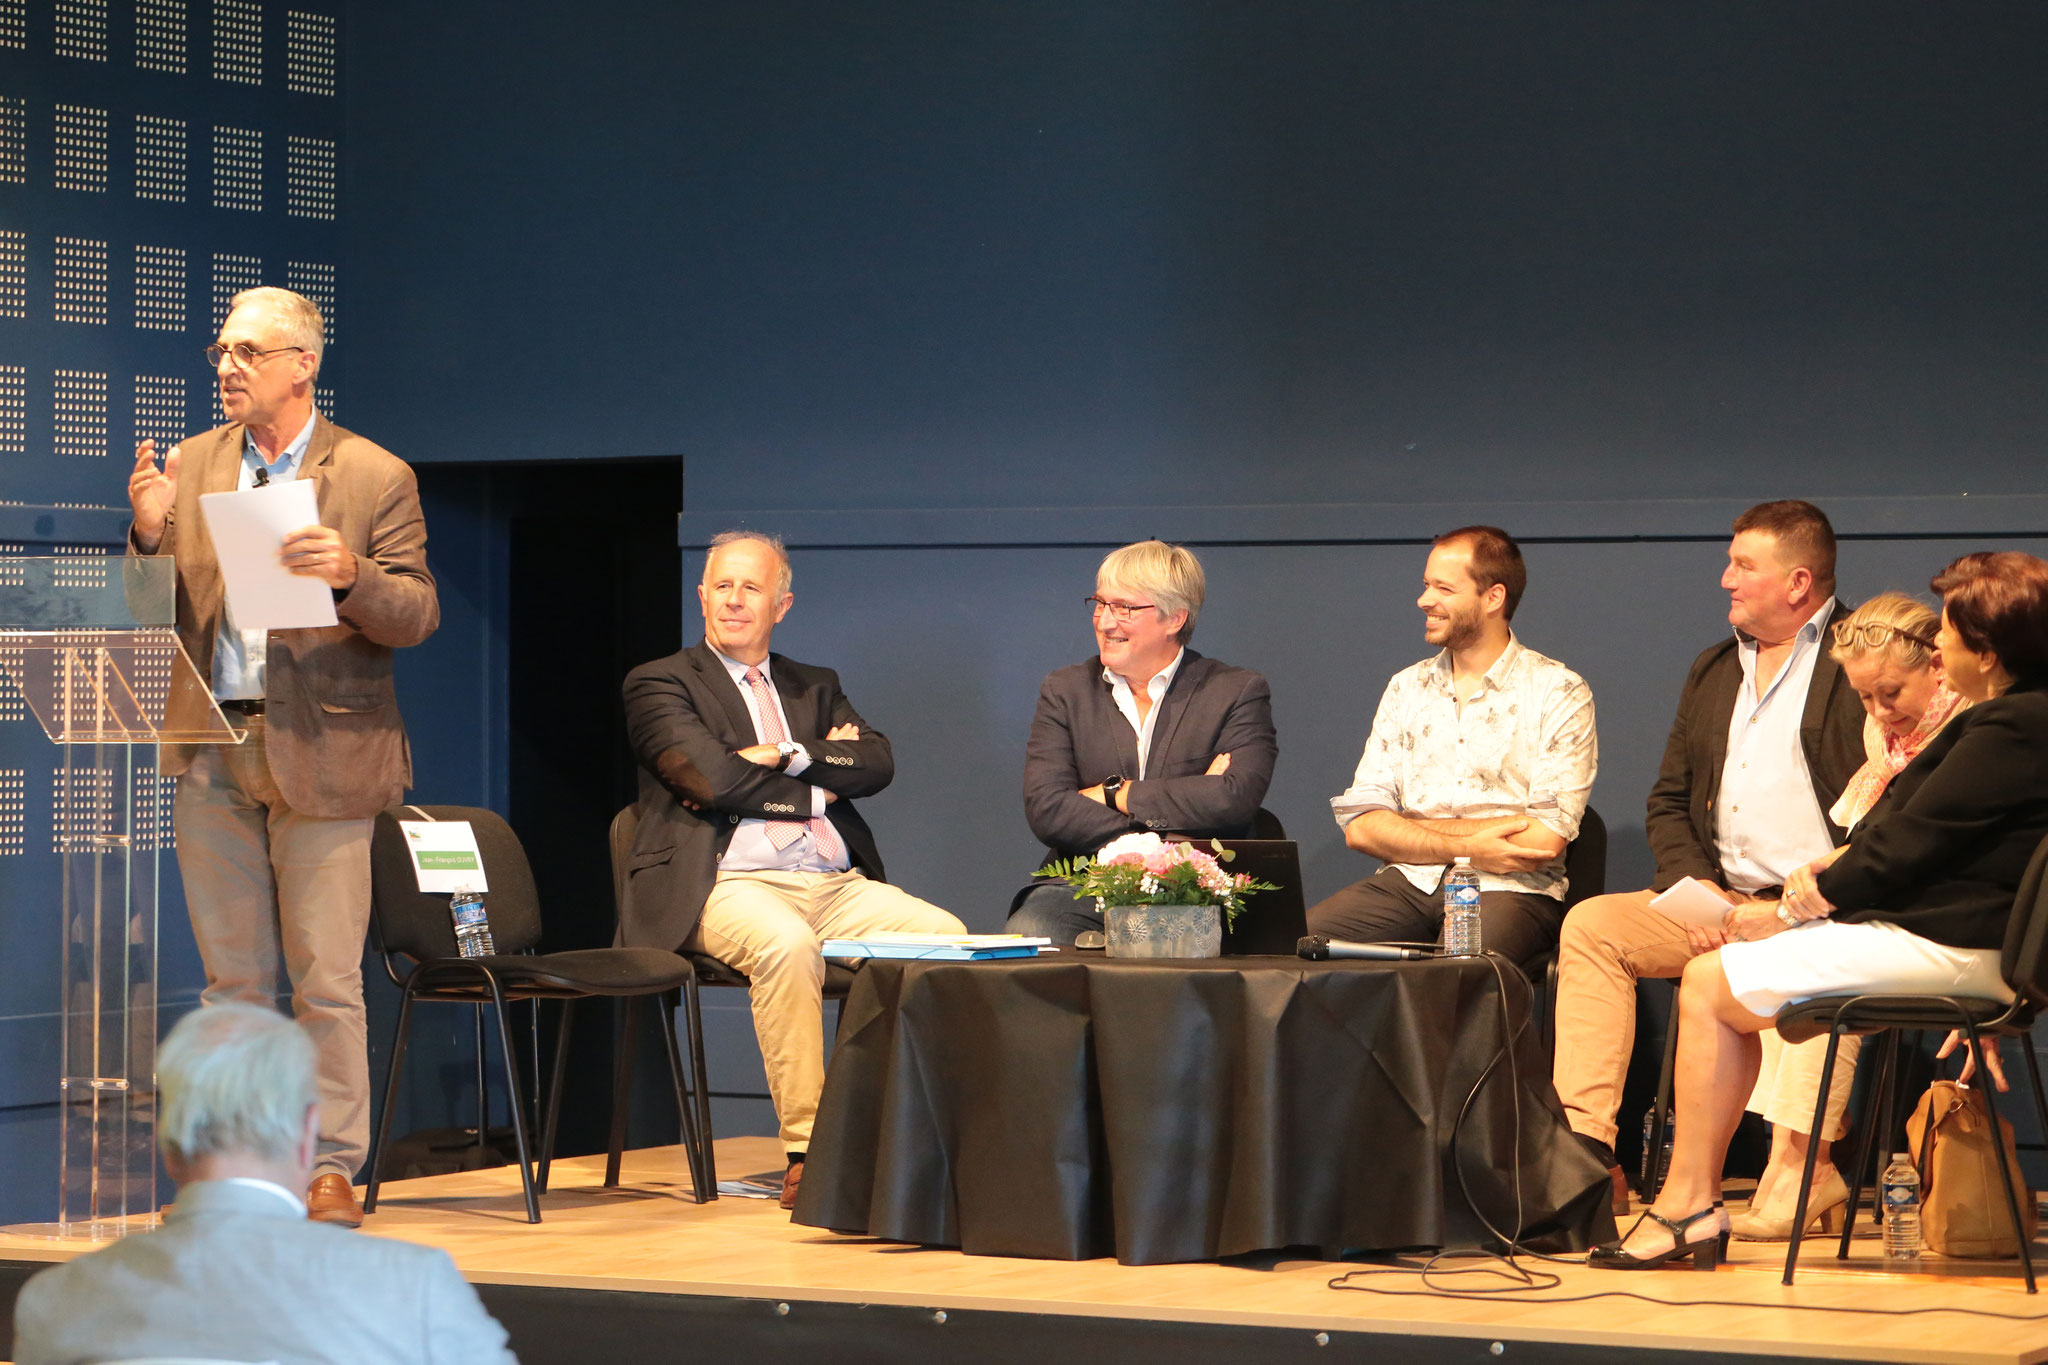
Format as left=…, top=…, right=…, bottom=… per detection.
left=792, top=952, right=1616, bottom=1265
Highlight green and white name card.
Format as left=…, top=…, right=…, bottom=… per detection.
left=399, top=820, right=490, bottom=895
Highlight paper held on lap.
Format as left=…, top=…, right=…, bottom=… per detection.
left=197, top=479, right=339, bottom=630
left=1650, top=876, right=1732, bottom=929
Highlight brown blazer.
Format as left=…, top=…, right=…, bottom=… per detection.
left=1644, top=601, right=1864, bottom=891
left=132, top=415, right=439, bottom=819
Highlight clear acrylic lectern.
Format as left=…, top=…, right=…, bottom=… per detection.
left=0, top=555, right=239, bottom=1239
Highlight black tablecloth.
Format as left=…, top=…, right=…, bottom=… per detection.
left=793, top=954, right=1617, bottom=1265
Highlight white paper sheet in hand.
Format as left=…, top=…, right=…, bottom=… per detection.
left=197, top=479, right=339, bottom=630
left=1649, top=875, right=1734, bottom=929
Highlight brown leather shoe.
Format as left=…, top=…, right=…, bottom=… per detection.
left=779, top=1160, right=804, bottom=1211
left=307, top=1172, right=364, bottom=1228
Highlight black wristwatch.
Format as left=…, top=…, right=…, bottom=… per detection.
left=1100, top=774, right=1127, bottom=803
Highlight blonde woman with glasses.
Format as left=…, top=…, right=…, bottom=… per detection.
left=1729, top=593, right=1965, bottom=1239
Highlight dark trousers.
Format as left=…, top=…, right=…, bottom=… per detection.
left=1307, top=865, right=1564, bottom=971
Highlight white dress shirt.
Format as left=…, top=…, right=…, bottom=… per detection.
left=1102, top=648, right=1185, bottom=778
left=708, top=649, right=847, bottom=875
left=219, top=1176, right=308, bottom=1216
left=1330, top=635, right=1598, bottom=899
left=1716, top=600, right=1838, bottom=892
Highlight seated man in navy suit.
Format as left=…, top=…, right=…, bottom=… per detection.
left=1007, top=540, right=1278, bottom=943
left=620, top=531, right=963, bottom=1209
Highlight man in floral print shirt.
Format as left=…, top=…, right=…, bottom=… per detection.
left=1309, top=526, right=1598, bottom=970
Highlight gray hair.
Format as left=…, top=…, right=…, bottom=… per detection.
left=228, top=286, right=325, bottom=375
left=705, top=530, right=792, bottom=598
left=158, top=1002, right=317, bottom=1166
left=1098, top=540, right=1205, bottom=645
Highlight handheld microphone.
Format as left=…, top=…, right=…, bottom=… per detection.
left=253, top=466, right=270, bottom=486
left=1296, top=934, right=1435, bottom=962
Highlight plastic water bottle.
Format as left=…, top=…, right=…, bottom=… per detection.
left=450, top=891, right=495, bottom=958
left=1443, top=857, right=1483, bottom=956
left=1882, top=1152, right=1922, bottom=1263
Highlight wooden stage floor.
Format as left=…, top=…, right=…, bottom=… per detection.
left=4, top=1137, right=2048, bottom=1364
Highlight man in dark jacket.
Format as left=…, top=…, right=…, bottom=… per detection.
left=620, top=531, right=962, bottom=1208
left=1550, top=501, right=1864, bottom=1207
left=1006, top=540, right=1277, bottom=943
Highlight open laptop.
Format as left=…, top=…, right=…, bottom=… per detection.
left=1213, top=839, right=1310, bottom=956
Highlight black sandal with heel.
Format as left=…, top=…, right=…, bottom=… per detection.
left=1587, top=1204, right=1729, bottom=1271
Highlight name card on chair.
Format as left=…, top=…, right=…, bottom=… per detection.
left=398, top=820, right=489, bottom=895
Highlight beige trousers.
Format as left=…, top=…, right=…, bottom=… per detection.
left=690, top=869, right=963, bottom=1151
left=174, top=717, right=374, bottom=1179
left=1747, top=1030, right=1862, bottom=1141
left=1554, top=888, right=1862, bottom=1147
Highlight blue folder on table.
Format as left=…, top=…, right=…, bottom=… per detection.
left=821, top=933, right=1050, bottom=961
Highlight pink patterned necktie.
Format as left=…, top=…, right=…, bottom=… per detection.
left=743, top=666, right=844, bottom=862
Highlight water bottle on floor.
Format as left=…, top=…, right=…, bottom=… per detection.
left=1882, top=1152, right=1922, bottom=1263
left=1443, top=858, right=1482, bottom=957
left=451, top=891, right=495, bottom=958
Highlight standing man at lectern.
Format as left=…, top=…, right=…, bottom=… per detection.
left=621, top=531, right=963, bottom=1211
left=125, top=286, right=439, bottom=1228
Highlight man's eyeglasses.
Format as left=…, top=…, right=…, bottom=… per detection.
left=205, top=342, right=306, bottom=369
left=1831, top=620, right=1937, bottom=652
left=1085, top=596, right=1157, bottom=624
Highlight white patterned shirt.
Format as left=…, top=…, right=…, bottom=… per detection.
left=1330, top=636, right=1598, bottom=899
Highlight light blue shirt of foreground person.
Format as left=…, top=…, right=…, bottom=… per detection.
left=211, top=410, right=317, bottom=700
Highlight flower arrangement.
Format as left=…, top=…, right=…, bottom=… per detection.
left=1037, top=832, right=1276, bottom=930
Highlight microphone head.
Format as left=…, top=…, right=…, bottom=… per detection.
left=1296, top=933, right=1331, bottom=961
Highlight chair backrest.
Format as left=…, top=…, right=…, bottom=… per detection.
left=1563, top=806, right=1607, bottom=909
left=609, top=803, right=639, bottom=921
left=1999, top=831, right=2048, bottom=1012
left=1250, top=807, right=1286, bottom=840
left=369, top=805, right=545, bottom=960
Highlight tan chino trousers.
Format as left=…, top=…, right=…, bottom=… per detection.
left=174, top=716, right=374, bottom=1179
left=691, top=868, right=963, bottom=1151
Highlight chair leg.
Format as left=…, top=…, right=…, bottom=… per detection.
left=485, top=978, right=541, bottom=1225
left=1838, top=1030, right=1895, bottom=1258
left=685, top=971, right=716, bottom=1196
left=473, top=1005, right=489, bottom=1152
left=606, top=996, right=638, bottom=1188
left=2022, top=1033, right=2048, bottom=1161
left=1647, top=988, right=1681, bottom=1202
left=537, top=999, right=575, bottom=1196
left=659, top=991, right=714, bottom=1203
left=1783, top=1027, right=1846, bottom=1286
left=363, top=988, right=417, bottom=1214
left=1964, top=1029, right=2037, bottom=1294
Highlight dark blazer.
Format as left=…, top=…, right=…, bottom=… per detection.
left=1644, top=602, right=1864, bottom=891
left=620, top=642, right=894, bottom=952
left=132, top=415, right=439, bottom=819
left=1023, top=649, right=1277, bottom=872
left=1820, top=684, right=2048, bottom=950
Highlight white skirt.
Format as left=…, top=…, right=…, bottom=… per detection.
left=1718, top=918, right=2011, bottom=1019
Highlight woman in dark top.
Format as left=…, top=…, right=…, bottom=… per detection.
left=1591, top=551, right=2048, bottom=1272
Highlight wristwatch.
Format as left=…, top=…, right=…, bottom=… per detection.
left=1776, top=902, right=1799, bottom=928
left=1100, top=774, right=1127, bottom=804
left=774, top=740, right=799, bottom=771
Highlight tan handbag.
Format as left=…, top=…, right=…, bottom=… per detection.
left=1905, top=1078, right=2040, bottom=1258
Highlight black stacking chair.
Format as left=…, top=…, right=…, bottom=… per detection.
left=1534, top=805, right=1608, bottom=1054
left=606, top=804, right=859, bottom=1201
left=363, top=805, right=704, bottom=1222
left=1772, top=832, right=2048, bottom=1290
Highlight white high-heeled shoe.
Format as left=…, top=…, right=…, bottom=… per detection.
left=1730, top=1167, right=1850, bottom=1241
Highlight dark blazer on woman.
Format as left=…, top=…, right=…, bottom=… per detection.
left=1818, top=683, right=2048, bottom=950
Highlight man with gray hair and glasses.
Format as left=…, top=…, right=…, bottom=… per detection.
left=1007, top=539, right=1278, bottom=942
left=125, top=285, right=438, bottom=1228
left=12, top=1004, right=516, bottom=1365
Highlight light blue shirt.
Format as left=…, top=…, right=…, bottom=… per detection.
left=707, top=648, right=846, bottom=875
left=211, top=412, right=317, bottom=700
left=1716, top=598, right=1838, bottom=892
left=1101, top=648, right=1184, bottom=780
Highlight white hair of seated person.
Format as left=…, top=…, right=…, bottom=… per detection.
left=158, top=1002, right=318, bottom=1170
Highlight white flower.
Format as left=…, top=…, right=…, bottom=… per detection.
left=1096, top=831, right=1166, bottom=863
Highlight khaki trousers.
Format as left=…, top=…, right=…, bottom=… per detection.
left=691, top=869, right=963, bottom=1151
left=174, top=717, right=373, bottom=1179
left=1554, top=888, right=1862, bottom=1147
